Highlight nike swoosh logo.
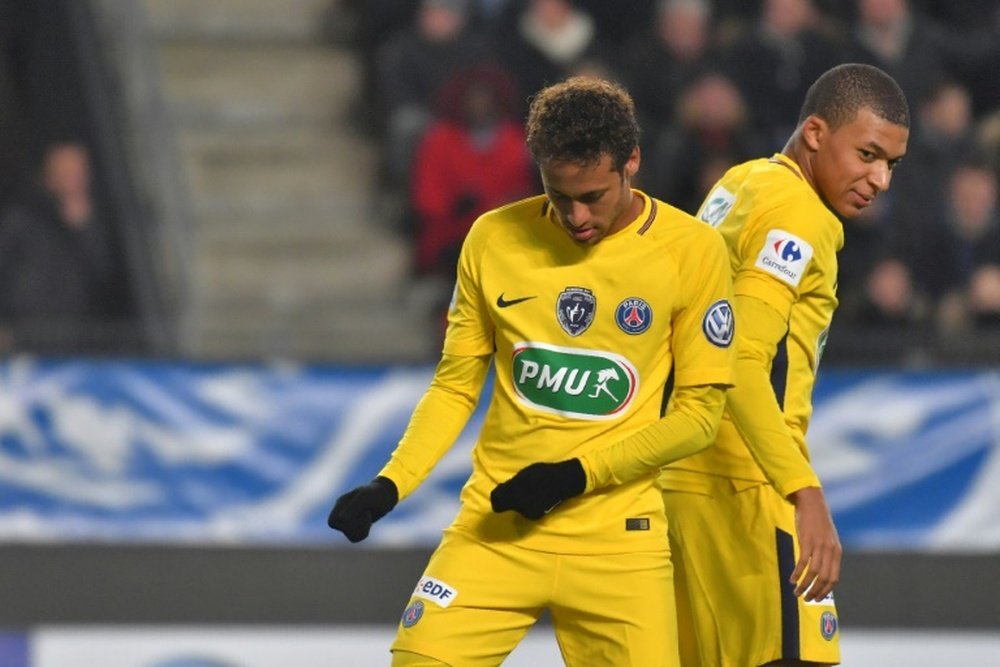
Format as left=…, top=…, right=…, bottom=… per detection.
left=496, top=293, right=537, bottom=308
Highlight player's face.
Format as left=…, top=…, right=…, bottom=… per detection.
left=540, top=149, right=640, bottom=246
left=810, top=107, right=909, bottom=219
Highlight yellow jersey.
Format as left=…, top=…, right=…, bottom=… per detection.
left=386, top=191, right=734, bottom=554
left=664, top=153, right=843, bottom=492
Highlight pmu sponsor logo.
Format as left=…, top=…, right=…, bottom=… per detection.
left=512, top=342, right=638, bottom=419
left=754, top=229, right=814, bottom=288
left=413, top=575, right=458, bottom=608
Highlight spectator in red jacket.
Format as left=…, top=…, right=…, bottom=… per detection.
left=410, top=62, right=534, bottom=282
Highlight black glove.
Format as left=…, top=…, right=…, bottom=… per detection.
left=327, top=476, right=399, bottom=543
left=490, top=459, right=586, bottom=520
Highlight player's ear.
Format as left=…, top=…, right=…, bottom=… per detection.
left=801, top=115, right=826, bottom=152
left=624, top=146, right=640, bottom=179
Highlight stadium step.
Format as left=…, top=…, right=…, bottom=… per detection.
left=178, top=127, right=376, bottom=228
left=142, top=0, right=334, bottom=42
left=191, top=232, right=412, bottom=304
left=138, top=0, right=426, bottom=362
left=159, top=42, right=353, bottom=127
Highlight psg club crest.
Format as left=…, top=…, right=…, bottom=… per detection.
left=615, top=297, right=653, bottom=335
left=820, top=611, right=838, bottom=640
left=557, top=287, right=596, bottom=337
left=401, top=600, right=425, bottom=628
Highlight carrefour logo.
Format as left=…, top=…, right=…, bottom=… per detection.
left=511, top=342, right=638, bottom=420
left=775, top=238, right=803, bottom=262
left=755, top=229, right=814, bottom=288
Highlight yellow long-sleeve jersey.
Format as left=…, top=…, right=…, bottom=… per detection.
left=381, top=191, right=735, bottom=554
left=662, top=153, right=844, bottom=498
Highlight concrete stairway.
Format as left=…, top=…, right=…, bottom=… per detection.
left=141, top=0, right=440, bottom=363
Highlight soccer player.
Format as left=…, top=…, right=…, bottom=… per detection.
left=659, top=63, right=910, bottom=666
left=328, top=77, right=736, bottom=666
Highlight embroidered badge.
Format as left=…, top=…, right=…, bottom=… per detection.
left=557, top=287, right=596, bottom=336
left=820, top=611, right=838, bottom=640
left=702, top=299, right=734, bottom=348
left=754, top=229, right=814, bottom=287
left=401, top=600, right=425, bottom=628
left=698, top=185, right=735, bottom=227
left=615, top=297, right=653, bottom=335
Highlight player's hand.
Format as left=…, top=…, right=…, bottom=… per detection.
left=490, top=460, right=586, bottom=520
left=327, top=476, right=398, bottom=543
left=788, top=486, right=842, bottom=602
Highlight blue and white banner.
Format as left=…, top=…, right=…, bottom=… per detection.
left=809, top=372, right=1000, bottom=550
left=0, top=358, right=997, bottom=551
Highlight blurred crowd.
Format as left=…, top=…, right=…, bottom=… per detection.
left=337, top=0, right=1000, bottom=364
left=0, top=1, right=134, bottom=356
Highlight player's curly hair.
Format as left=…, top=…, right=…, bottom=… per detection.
left=799, top=63, right=910, bottom=130
left=526, top=76, right=640, bottom=172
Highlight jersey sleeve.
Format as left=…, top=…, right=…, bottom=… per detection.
left=379, top=353, right=491, bottom=500
left=727, top=287, right=821, bottom=497
left=735, top=198, right=821, bottom=320
left=441, top=218, right=496, bottom=358
left=728, top=199, right=833, bottom=496
left=670, top=226, right=737, bottom=389
left=580, top=384, right=726, bottom=490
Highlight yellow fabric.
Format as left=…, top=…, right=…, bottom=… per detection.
left=725, top=295, right=821, bottom=495
left=663, top=153, right=841, bottom=497
left=581, top=384, right=726, bottom=491
left=380, top=353, right=490, bottom=500
left=391, top=529, right=679, bottom=667
left=391, top=651, right=450, bottom=667
left=383, top=190, right=735, bottom=554
left=662, top=476, right=841, bottom=666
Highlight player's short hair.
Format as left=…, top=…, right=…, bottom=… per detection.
left=799, top=63, right=910, bottom=130
left=526, top=76, right=640, bottom=172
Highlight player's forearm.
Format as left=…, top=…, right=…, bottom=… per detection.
left=379, top=353, right=489, bottom=500
left=579, top=384, right=727, bottom=491
left=728, top=294, right=820, bottom=497
left=727, top=361, right=820, bottom=496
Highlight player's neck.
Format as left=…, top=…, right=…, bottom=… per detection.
left=781, top=135, right=819, bottom=197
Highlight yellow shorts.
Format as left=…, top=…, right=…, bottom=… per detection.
left=661, top=473, right=841, bottom=666
left=391, top=529, right=679, bottom=666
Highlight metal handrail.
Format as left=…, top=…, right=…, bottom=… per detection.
left=70, top=0, right=200, bottom=357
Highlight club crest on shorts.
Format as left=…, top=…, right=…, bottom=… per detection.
left=401, top=600, right=424, bottom=628
left=557, top=287, right=596, bottom=336
left=820, top=611, right=838, bottom=640
left=615, top=297, right=653, bottom=335
left=702, top=299, right=734, bottom=347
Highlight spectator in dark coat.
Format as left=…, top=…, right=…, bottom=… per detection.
left=723, top=0, right=842, bottom=150
left=617, top=0, right=719, bottom=141
left=0, top=142, right=126, bottom=353
left=918, top=160, right=1000, bottom=331
left=375, top=0, right=492, bottom=198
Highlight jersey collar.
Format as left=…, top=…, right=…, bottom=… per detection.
left=767, top=153, right=805, bottom=181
